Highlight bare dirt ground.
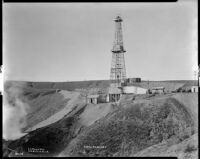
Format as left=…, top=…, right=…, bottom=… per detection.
left=26, top=90, right=85, bottom=132
left=79, top=103, right=115, bottom=127
left=173, top=93, right=198, bottom=128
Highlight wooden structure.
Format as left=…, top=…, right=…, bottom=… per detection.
left=108, top=83, right=122, bottom=102
left=191, top=86, right=198, bottom=93
left=87, top=95, right=99, bottom=104
left=151, top=87, right=165, bottom=94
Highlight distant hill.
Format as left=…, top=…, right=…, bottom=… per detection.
left=4, top=80, right=110, bottom=91
left=4, top=80, right=198, bottom=92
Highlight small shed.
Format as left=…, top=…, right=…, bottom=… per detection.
left=108, top=84, right=122, bottom=102
left=151, top=87, right=165, bottom=94
left=191, top=86, right=198, bottom=93
left=87, top=95, right=99, bottom=104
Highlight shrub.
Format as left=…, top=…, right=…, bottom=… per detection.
left=178, top=134, right=190, bottom=142
left=184, top=144, right=196, bottom=153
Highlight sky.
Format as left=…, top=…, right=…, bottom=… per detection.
left=3, top=1, right=198, bottom=82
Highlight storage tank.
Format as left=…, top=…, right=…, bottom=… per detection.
left=123, top=86, right=147, bottom=94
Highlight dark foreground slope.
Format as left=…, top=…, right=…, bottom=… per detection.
left=3, top=113, right=82, bottom=157
left=3, top=91, right=198, bottom=158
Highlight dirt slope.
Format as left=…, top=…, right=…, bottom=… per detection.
left=173, top=93, right=198, bottom=128
left=79, top=103, right=115, bottom=127
left=134, top=133, right=198, bottom=159
left=3, top=90, right=198, bottom=158
left=26, top=90, right=85, bottom=132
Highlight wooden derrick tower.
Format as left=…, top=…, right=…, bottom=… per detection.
left=110, top=15, right=126, bottom=87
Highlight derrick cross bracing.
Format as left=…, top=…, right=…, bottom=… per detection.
left=110, top=15, right=126, bottom=86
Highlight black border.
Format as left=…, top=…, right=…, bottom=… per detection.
left=1, top=0, right=198, bottom=159
left=3, top=0, right=178, bottom=3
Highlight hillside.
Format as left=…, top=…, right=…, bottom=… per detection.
left=3, top=86, right=198, bottom=158
left=134, top=133, right=198, bottom=159
left=25, top=90, right=86, bottom=132
left=3, top=81, right=88, bottom=140
left=59, top=93, right=197, bottom=157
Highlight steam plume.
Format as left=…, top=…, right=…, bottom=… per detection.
left=3, top=81, right=30, bottom=140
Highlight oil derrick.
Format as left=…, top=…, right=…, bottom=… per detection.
left=110, top=15, right=126, bottom=87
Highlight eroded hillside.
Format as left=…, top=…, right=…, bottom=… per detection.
left=3, top=85, right=198, bottom=158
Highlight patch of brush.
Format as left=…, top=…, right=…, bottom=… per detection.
left=67, top=97, right=195, bottom=157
